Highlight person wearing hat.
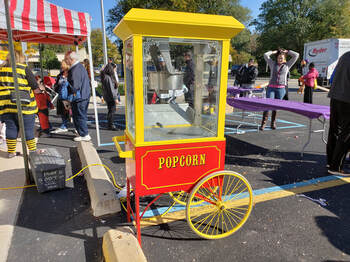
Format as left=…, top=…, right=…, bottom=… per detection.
left=158, top=56, right=166, bottom=71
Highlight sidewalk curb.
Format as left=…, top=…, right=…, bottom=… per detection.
left=77, top=141, right=121, bottom=217
left=0, top=144, right=25, bottom=262
left=103, top=227, right=147, bottom=262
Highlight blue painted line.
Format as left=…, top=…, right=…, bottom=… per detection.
left=140, top=174, right=343, bottom=218
left=99, top=142, right=125, bottom=147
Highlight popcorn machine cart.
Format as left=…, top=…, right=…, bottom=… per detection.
left=113, top=8, right=253, bottom=244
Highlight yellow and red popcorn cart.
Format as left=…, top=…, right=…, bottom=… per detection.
left=113, top=8, right=253, bottom=244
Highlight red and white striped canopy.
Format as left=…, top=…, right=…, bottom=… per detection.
left=0, top=0, right=91, bottom=45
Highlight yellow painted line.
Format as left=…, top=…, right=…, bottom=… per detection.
left=140, top=176, right=350, bottom=228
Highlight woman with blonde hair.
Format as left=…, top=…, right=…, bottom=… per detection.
left=51, top=60, right=72, bottom=133
left=0, top=49, right=39, bottom=157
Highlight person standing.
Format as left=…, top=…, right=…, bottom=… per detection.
left=64, top=51, right=91, bottom=141
left=301, top=62, right=319, bottom=104
left=237, top=58, right=258, bottom=96
left=34, top=82, right=54, bottom=137
left=0, top=50, right=39, bottom=157
left=260, top=48, right=299, bottom=130
left=101, top=63, right=118, bottom=131
left=183, top=52, right=195, bottom=108
left=51, top=61, right=72, bottom=133
left=327, top=51, right=350, bottom=175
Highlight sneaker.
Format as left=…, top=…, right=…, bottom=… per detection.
left=74, top=134, right=91, bottom=142
left=328, top=169, right=350, bottom=176
left=8, top=152, right=20, bottom=158
left=108, top=125, right=118, bottom=131
left=51, top=127, right=68, bottom=134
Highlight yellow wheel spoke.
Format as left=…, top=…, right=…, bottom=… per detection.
left=227, top=182, right=245, bottom=198
left=228, top=207, right=248, bottom=216
left=202, top=210, right=220, bottom=235
left=211, top=212, right=221, bottom=236
left=198, top=187, right=218, bottom=204
left=223, top=209, right=235, bottom=230
left=226, top=186, right=247, bottom=202
left=225, top=208, right=244, bottom=221
left=200, top=184, right=218, bottom=202
left=223, top=209, right=239, bottom=226
left=193, top=210, right=217, bottom=228
left=224, top=175, right=235, bottom=196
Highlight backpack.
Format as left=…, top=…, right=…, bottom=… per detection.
left=59, top=79, right=73, bottom=101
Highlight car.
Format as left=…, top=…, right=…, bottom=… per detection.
left=231, top=64, right=242, bottom=77
left=31, top=68, right=49, bottom=77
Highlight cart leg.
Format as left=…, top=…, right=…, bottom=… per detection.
left=127, top=178, right=131, bottom=223
left=135, top=194, right=142, bottom=246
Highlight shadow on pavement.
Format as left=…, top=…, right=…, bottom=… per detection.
left=225, top=135, right=350, bottom=257
left=7, top=147, right=123, bottom=262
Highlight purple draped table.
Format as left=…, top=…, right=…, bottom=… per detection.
left=227, top=86, right=264, bottom=97
left=227, top=97, right=330, bottom=120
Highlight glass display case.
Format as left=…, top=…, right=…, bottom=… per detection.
left=142, top=37, right=222, bottom=142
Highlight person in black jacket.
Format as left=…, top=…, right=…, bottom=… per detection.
left=101, top=63, right=119, bottom=131
left=64, top=51, right=91, bottom=142
left=237, top=59, right=258, bottom=96
left=183, top=52, right=195, bottom=108
left=327, top=51, right=350, bottom=175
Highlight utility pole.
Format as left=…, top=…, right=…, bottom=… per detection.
left=100, top=0, right=108, bottom=65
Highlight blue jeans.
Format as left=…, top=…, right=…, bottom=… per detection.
left=60, top=115, right=69, bottom=129
left=2, top=113, right=35, bottom=140
left=266, top=87, right=286, bottom=100
left=71, top=99, right=89, bottom=137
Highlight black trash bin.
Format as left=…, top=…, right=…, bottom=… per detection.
left=29, top=148, right=66, bottom=193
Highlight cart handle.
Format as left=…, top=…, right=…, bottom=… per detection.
left=112, top=135, right=134, bottom=159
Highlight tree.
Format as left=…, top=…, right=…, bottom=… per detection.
left=90, top=29, right=120, bottom=66
left=41, top=47, right=60, bottom=70
left=252, top=0, right=350, bottom=57
left=106, top=0, right=253, bottom=76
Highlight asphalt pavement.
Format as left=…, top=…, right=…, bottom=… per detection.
left=5, top=78, right=350, bottom=262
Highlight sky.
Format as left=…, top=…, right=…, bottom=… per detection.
left=49, top=0, right=265, bottom=31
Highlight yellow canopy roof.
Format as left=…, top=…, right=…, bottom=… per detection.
left=114, top=8, right=244, bottom=41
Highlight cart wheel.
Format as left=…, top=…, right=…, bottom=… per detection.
left=186, top=170, right=253, bottom=239
left=169, top=191, right=203, bottom=206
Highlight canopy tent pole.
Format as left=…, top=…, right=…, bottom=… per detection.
left=87, top=33, right=101, bottom=146
left=4, top=0, right=31, bottom=183
left=100, top=0, right=108, bottom=65
left=39, top=43, right=44, bottom=79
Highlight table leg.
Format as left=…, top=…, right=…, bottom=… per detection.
left=301, top=118, right=312, bottom=157
left=320, top=118, right=327, bottom=144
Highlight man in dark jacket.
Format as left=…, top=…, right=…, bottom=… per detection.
left=64, top=51, right=91, bottom=141
left=101, top=63, right=118, bottom=130
left=237, top=59, right=258, bottom=90
left=183, top=52, right=195, bottom=107
left=327, top=51, right=350, bottom=175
